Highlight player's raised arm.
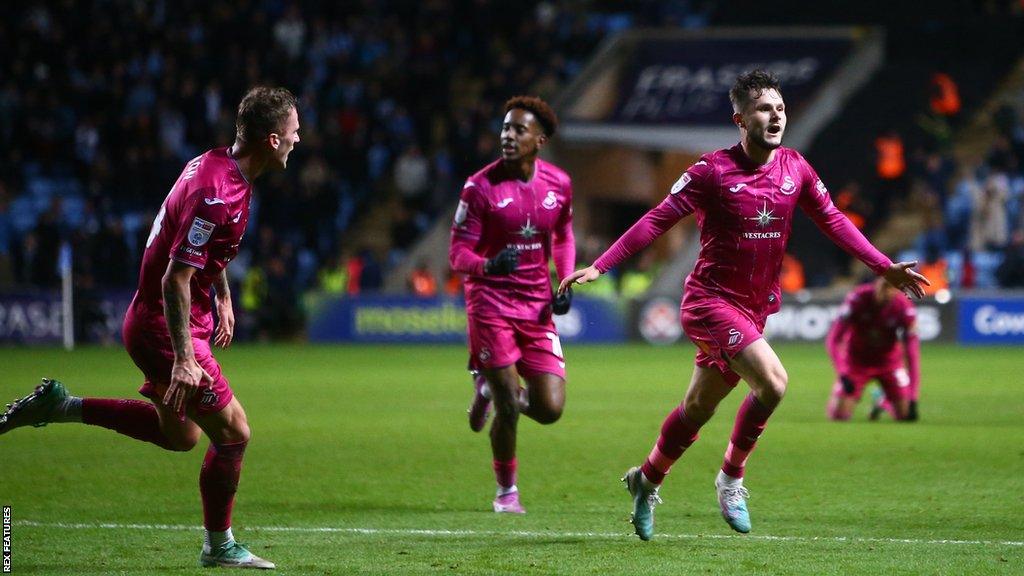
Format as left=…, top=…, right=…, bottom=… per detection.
left=795, top=160, right=929, bottom=298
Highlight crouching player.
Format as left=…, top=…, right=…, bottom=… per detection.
left=826, top=277, right=921, bottom=421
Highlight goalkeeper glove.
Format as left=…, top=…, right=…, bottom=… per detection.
left=483, top=247, right=519, bottom=275
left=552, top=287, right=573, bottom=315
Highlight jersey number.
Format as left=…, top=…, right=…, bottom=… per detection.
left=145, top=188, right=175, bottom=249
left=546, top=332, right=563, bottom=359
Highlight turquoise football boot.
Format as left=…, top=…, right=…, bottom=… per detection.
left=716, top=479, right=752, bottom=533
left=622, top=466, right=662, bottom=541
left=200, top=541, right=275, bottom=569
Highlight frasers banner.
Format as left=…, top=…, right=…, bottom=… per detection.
left=0, top=292, right=63, bottom=344
left=306, top=295, right=626, bottom=344
left=958, top=297, right=1024, bottom=344
left=615, top=37, right=852, bottom=125
left=0, top=290, right=134, bottom=345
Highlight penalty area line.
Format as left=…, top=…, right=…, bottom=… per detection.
left=14, top=520, right=1023, bottom=548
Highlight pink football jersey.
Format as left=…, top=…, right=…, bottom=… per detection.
left=130, top=147, right=252, bottom=338
left=449, top=158, right=575, bottom=320
left=595, top=144, right=892, bottom=323
left=839, top=283, right=916, bottom=369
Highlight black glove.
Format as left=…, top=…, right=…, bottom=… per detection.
left=839, top=375, right=856, bottom=395
left=484, top=247, right=519, bottom=275
left=552, top=286, right=573, bottom=315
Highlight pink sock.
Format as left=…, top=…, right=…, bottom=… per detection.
left=82, top=398, right=176, bottom=450
left=493, top=458, right=517, bottom=489
left=640, top=405, right=702, bottom=484
left=721, top=393, right=774, bottom=478
left=200, top=441, right=247, bottom=531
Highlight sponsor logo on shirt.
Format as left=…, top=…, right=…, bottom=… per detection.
left=497, top=197, right=514, bottom=208
left=188, top=217, right=216, bottom=247
left=204, top=197, right=226, bottom=206
left=729, top=182, right=747, bottom=193
left=743, top=201, right=783, bottom=239
left=780, top=175, right=796, bottom=195
left=542, top=190, right=558, bottom=209
left=747, top=201, right=783, bottom=228
left=509, top=242, right=543, bottom=251
left=815, top=179, right=828, bottom=197
left=670, top=173, right=692, bottom=195
left=743, top=231, right=783, bottom=239
left=518, top=216, right=538, bottom=239
left=454, top=200, right=469, bottom=225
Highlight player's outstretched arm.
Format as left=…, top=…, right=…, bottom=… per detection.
left=558, top=265, right=600, bottom=294
left=882, top=261, right=931, bottom=299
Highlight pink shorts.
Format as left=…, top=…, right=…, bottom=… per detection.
left=836, top=366, right=912, bottom=403
left=680, top=299, right=764, bottom=387
left=122, top=310, right=233, bottom=416
left=467, top=314, right=566, bottom=379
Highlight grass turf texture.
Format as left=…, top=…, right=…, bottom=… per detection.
left=1, top=343, right=1021, bottom=575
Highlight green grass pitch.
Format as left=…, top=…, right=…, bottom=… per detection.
left=1, top=342, right=1021, bottom=575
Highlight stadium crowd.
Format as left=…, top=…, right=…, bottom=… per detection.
left=2, top=1, right=1021, bottom=341
left=0, top=1, right=720, bottom=336
left=1, top=1, right=703, bottom=337
left=900, top=92, right=1024, bottom=292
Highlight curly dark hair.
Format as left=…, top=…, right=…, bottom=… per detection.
left=235, top=86, right=298, bottom=143
left=504, top=95, right=558, bottom=137
left=729, top=69, right=782, bottom=113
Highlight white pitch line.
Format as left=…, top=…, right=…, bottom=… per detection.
left=14, top=521, right=1023, bottom=548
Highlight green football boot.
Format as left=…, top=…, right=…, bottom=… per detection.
left=0, top=378, right=69, bottom=435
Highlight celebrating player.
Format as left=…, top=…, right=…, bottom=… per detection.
left=0, top=87, right=300, bottom=569
left=559, top=70, right=928, bottom=539
left=825, top=277, right=921, bottom=422
left=449, top=96, right=575, bottom=514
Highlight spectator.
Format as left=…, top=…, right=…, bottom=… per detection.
left=444, top=270, right=464, bottom=297
left=408, top=260, right=438, bottom=297
left=874, top=129, right=907, bottom=222
left=929, top=72, right=961, bottom=120
left=959, top=248, right=977, bottom=289
left=996, top=231, right=1024, bottom=288
left=969, top=171, right=1009, bottom=251
left=780, top=253, right=806, bottom=294
left=393, top=144, right=431, bottom=212
left=918, top=247, right=949, bottom=296
left=358, top=248, right=383, bottom=293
